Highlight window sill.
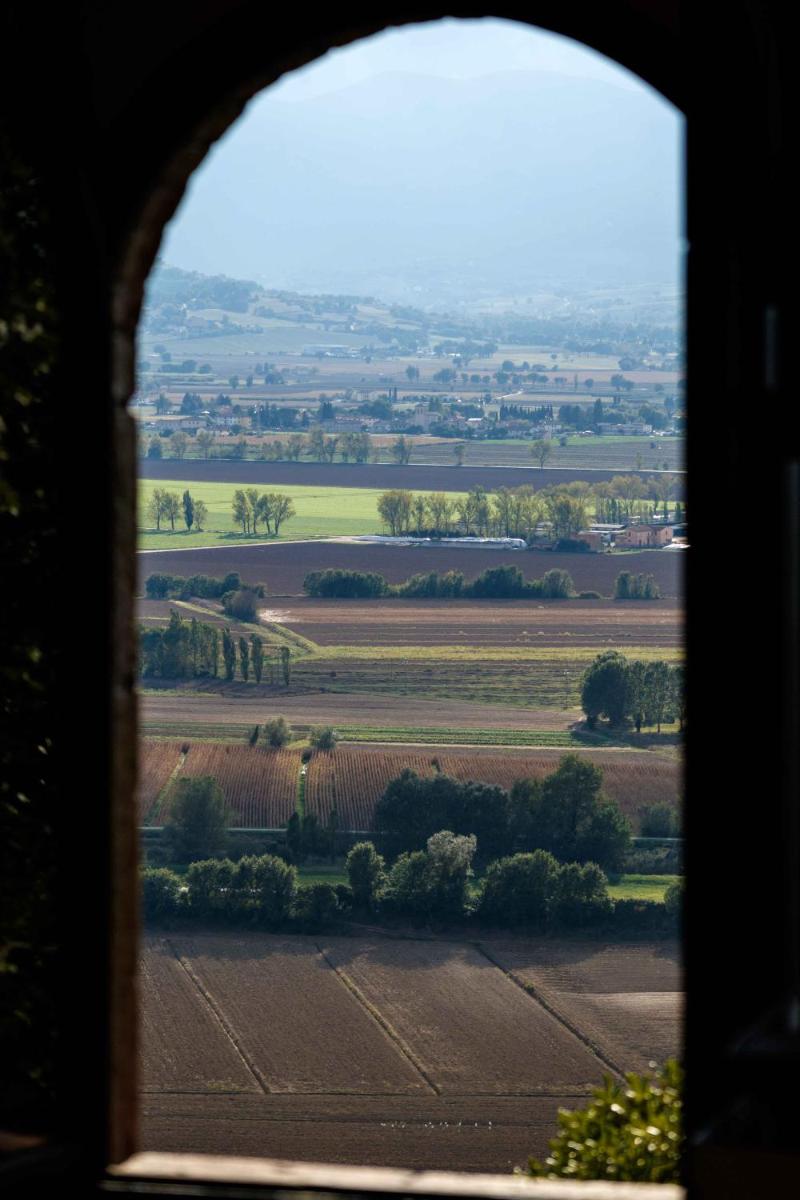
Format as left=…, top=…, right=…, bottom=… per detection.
left=107, top=1153, right=683, bottom=1199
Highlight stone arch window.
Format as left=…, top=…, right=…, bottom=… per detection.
left=2, top=4, right=795, bottom=1197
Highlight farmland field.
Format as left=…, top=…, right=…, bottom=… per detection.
left=140, top=690, right=579, bottom=738
left=141, top=741, right=300, bottom=828
left=138, top=478, right=427, bottom=549
left=139, top=738, right=679, bottom=832
left=304, top=743, right=679, bottom=832
left=138, top=541, right=683, bottom=597
left=267, top=596, right=683, bottom=649
left=140, top=932, right=682, bottom=1171
left=140, top=457, right=685, bottom=493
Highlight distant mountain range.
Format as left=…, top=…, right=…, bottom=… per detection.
left=161, top=69, right=684, bottom=311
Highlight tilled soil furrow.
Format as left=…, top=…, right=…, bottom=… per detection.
left=167, top=939, right=270, bottom=1094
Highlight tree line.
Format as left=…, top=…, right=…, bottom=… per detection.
left=145, top=571, right=257, bottom=600
left=376, top=479, right=680, bottom=541
left=581, top=652, right=684, bottom=733
left=140, top=610, right=290, bottom=684
left=303, top=564, right=575, bottom=600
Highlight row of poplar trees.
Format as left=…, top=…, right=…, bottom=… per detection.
left=140, top=610, right=291, bottom=684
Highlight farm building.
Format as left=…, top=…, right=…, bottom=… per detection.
left=616, top=523, right=674, bottom=548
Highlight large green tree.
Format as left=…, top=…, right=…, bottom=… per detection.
left=165, top=776, right=229, bottom=861
left=581, top=650, right=630, bottom=727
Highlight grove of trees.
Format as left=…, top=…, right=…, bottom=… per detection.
left=581, top=651, right=682, bottom=732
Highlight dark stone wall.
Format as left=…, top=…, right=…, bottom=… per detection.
left=1, top=1, right=798, bottom=1191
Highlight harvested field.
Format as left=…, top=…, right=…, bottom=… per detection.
left=277, top=597, right=683, bottom=649
left=319, top=938, right=604, bottom=1095
left=305, top=744, right=679, bottom=831
left=143, top=740, right=299, bottom=827
left=140, top=937, right=260, bottom=1094
left=141, top=1092, right=574, bottom=1172
left=140, top=933, right=681, bottom=1171
left=140, top=690, right=575, bottom=734
left=140, top=458, right=684, bottom=496
left=138, top=542, right=683, bottom=598
left=168, top=934, right=428, bottom=1094
left=482, top=941, right=682, bottom=1075
left=138, top=741, right=182, bottom=822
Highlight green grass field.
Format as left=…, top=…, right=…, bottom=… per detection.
left=295, top=867, right=679, bottom=902
left=138, top=479, right=471, bottom=549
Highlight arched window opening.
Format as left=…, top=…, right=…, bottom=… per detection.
left=130, top=17, right=685, bottom=1180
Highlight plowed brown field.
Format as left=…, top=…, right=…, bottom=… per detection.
left=276, top=597, right=682, bottom=649
left=138, top=541, right=682, bottom=598
left=167, top=934, right=429, bottom=1094
left=139, top=932, right=682, bottom=1171
left=140, top=937, right=260, bottom=1093
left=319, top=938, right=603, bottom=1095
left=482, top=941, right=682, bottom=1075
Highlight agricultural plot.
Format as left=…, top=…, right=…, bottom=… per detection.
left=319, top=938, right=604, bottom=1095
left=167, top=934, right=428, bottom=1094
left=305, top=747, right=438, bottom=830
left=138, top=541, right=683, bottom=598
left=483, top=941, right=682, bottom=1075
left=139, top=932, right=682, bottom=1171
left=289, top=651, right=677, bottom=711
left=138, top=740, right=183, bottom=822
left=140, top=937, right=260, bottom=1094
left=305, top=744, right=679, bottom=832
left=142, top=739, right=299, bottom=827
left=140, top=458, right=685, bottom=494
left=141, top=1092, right=570, bottom=1173
left=277, top=597, right=683, bottom=649
left=140, top=690, right=575, bottom=738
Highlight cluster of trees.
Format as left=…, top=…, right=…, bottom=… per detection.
left=146, top=487, right=208, bottom=532
left=231, top=489, right=295, bottom=535
left=303, top=565, right=574, bottom=600
left=375, top=755, right=632, bottom=873
left=581, top=652, right=684, bottom=732
left=614, top=571, right=660, bottom=599
left=145, top=571, right=256, bottom=600
left=139, top=611, right=290, bottom=684
left=375, top=480, right=678, bottom=542
left=144, top=827, right=680, bottom=934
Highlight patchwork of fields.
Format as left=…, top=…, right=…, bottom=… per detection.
left=139, top=738, right=679, bottom=832
left=140, top=932, right=681, bottom=1171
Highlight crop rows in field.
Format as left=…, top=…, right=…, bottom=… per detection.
left=140, top=738, right=300, bottom=827
left=292, top=656, right=593, bottom=708
left=138, top=741, right=183, bottom=822
left=176, top=743, right=299, bottom=827
left=305, top=748, right=438, bottom=831
left=304, top=744, right=679, bottom=832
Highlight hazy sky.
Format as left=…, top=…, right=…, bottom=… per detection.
left=266, top=18, right=646, bottom=101
left=159, top=18, right=683, bottom=306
